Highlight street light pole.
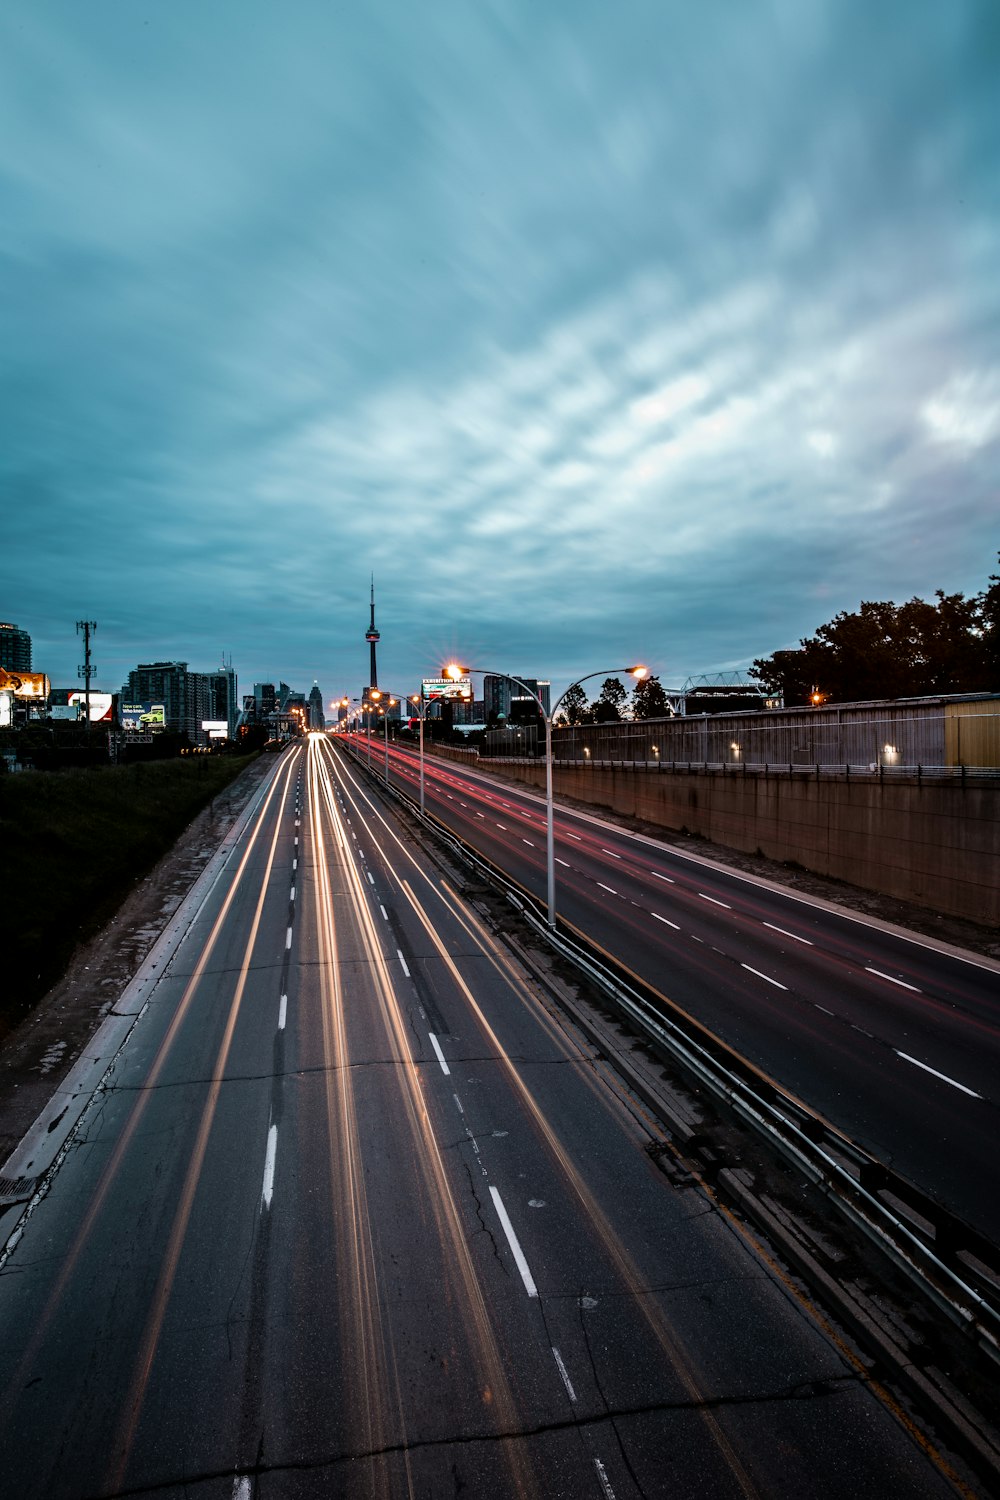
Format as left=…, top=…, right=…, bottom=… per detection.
left=382, top=702, right=395, bottom=782
left=444, top=663, right=646, bottom=929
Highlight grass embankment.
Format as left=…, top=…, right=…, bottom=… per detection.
left=0, top=755, right=258, bottom=1041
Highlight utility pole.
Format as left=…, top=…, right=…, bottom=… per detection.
left=76, top=619, right=97, bottom=741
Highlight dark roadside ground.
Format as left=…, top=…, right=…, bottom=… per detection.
left=0, top=753, right=277, bottom=1169
left=1, top=751, right=996, bottom=1170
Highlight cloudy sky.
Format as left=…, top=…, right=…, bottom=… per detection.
left=2, top=1, right=997, bottom=708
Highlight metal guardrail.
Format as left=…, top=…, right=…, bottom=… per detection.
left=342, top=737, right=1000, bottom=1363
left=521, top=758, right=999, bottom=782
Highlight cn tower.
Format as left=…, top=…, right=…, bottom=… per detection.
left=365, top=575, right=380, bottom=691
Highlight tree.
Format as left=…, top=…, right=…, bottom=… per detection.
left=592, top=677, right=627, bottom=723
left=557, top=683, right=591, bottom=726
left=979, top=555, right=1000, bottom=689
left=631, top=674, right=672, bottom=720
left=749, top=568, right=997, bottom=704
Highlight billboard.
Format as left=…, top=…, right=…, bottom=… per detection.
left=0, top=669, right=49, bottom=699
left=68, top=691, right=114, bottom=723
left=422, top=676, right=473, bottom=702
left=121, top=702, right=166, bottom=732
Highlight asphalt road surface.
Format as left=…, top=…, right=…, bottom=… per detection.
left=349, top=737, right=1000, bottom=1245
left=0, top=738, right=976, bottom=1497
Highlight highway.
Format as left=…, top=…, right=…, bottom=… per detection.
left=0, top=736, right=971, bottom=1497
left=350, top=736, right=1000, bottom=1246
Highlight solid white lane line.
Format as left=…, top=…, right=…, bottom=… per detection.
left=396, top=948, right=411, bottom=978
left=555, top=857, right=571, bottom=867
left=261, top=1124, right=278, bottom=1210
left=895, top=1051, right=982, bottom=1098
left=380, top=904, right=389, bottom=919
left=866, top=967, right=921, bottom=993
left=764, top=921, right=813, bottom=945
left=651, top=870, right=675, bottom=883
left=429, top=1033, right=450, bottom=1076
left=601, top=848, right=622, bottom=858
left=699, top=893, right=731, bottom=908
left=285, top=927, right=293, bottom=950
left=594, top=1458, right=617, bottom=1499
left=278, top=994, right=287, bottom=1030
left=741, top=964, right=788, bottom=990
left=652, top=913, right=680, bottom=930
left=489, top=1187, right=538, bottom=1297
left=597, top=883, right=617, bottom=896
left=552, top=1347, right=577, bottom=1402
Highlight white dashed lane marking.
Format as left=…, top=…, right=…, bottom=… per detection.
left=895, top=1051, right=981, bottom=1098
left=594, top=1458, right=617, bottom=1499
left=260, top=1124, right=278, bottom=1211
left=552, top=1347, right=577, bottom=1402
left=490, top=1188, right=538, bottom=1297
left=429, top=1033, right=450, bottom=1076
left=764, top=922, right=812, bottom=945
left=741, top=964, right=787, bottom=990
left=867, top=967, right=921, bottom=993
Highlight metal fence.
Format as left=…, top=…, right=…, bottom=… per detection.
left=551, top=697, right=1000, bottom=772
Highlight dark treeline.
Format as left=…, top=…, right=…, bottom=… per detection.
left=749, top=556, right=999, bottom=705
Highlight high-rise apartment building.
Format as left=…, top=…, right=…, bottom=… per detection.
left=0, top=622, right=32, bottom=673
left=122, top=661, right=238, bottom=741
left=483, top=675, right=551, bottom=722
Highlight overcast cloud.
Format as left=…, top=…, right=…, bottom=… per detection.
left=1, top=0, right=997, bottom=705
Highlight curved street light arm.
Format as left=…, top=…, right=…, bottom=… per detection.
left=433, top=661, right=646, bottom=928
left=549, top=666, right=641, bottom=724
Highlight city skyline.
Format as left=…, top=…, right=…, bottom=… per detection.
left=2, top=3, right=996, bottom=702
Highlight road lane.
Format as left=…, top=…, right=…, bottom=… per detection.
left=358, top=738, right=1000, bottom=1240
left=0, top=737, right=974, bottom=1497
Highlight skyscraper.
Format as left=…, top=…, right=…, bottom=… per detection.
left=308, top=682, right=325, bottom=730
left=0, top=622, right=31, bottom=673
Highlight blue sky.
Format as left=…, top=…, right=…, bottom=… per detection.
left=2, top=0, right=997, bottom=708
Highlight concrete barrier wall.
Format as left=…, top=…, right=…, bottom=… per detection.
left=429, top=748, right=999, bottom=925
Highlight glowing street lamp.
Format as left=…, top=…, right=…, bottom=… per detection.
left=442, top=662, right=647, bottom=928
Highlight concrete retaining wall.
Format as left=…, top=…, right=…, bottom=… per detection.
left=430, top=747, right=999, bottom=925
